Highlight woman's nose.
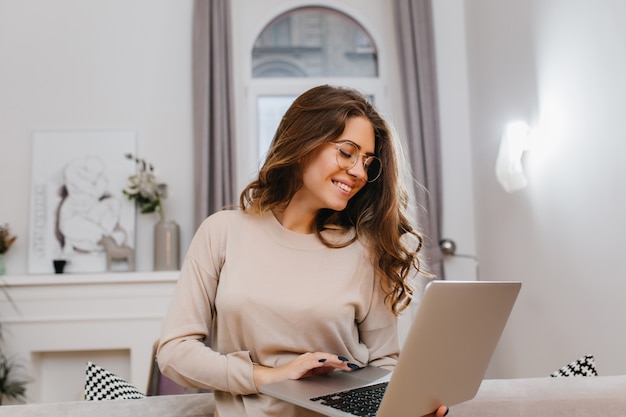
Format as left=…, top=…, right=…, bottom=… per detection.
left=346, top=161, right=367, bottom=181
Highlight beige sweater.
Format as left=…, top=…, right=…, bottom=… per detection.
left=157, top=209, right=399, bottom=416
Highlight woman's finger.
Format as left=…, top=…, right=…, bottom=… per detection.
left=435, top=405, right=449, bottom=417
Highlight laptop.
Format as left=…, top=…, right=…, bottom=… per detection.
left=260, top=280, right=521, bottom=417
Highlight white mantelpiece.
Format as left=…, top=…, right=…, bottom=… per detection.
left=0, top=271, right=179, bottom=404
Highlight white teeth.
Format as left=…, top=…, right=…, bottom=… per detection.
left=333, top=181, right=353, bottom=193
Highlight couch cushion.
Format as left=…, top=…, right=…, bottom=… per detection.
left=550, top=354, right=598, bottom=377
left=84, top=361, right=145, bottom=400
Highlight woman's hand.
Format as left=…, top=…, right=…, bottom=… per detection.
left=253, top=352, right=354, bottom=388
left=423, top=405, right=449, bottom=417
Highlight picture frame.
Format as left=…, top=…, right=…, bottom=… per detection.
left=28, top=130, right=137, bottom=274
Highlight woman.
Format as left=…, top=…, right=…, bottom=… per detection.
left=157, top=85, right=448, bottom=417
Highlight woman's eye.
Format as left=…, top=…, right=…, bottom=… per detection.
left=339, top=149, right=353, bottom=159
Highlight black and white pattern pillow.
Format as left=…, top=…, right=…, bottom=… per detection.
left=84, top=361, right=145, bottom=400
left=550, top=354, right=598, bottom=377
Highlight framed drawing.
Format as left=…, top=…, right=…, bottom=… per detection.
left=28, top=131, right=137, bottom=274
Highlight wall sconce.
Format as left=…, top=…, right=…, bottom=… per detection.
left=495, top=121, right=531, bottom=193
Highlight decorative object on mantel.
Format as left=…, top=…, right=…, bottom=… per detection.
left=153, top=220, right=180, bottom=271
left=123, top=154, right=180, bottom=271
left=52, top=259, right=68, bottom=274
left=28, top=131, right=137, bottom=274
left=0, top=223, right=17, bottom=276
left=98, top=235, right=135, bottom=272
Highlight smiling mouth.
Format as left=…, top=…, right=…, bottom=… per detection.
left=332, top=180, right=353, bottom=193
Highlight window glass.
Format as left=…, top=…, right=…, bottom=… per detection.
left=252, top=7, right=378, bottom=78
left=257, top=95, right=295, bottom=162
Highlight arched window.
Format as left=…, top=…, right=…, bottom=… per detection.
left=252, top=7, right=378, bottom=78
left=247, top=6, right=384, bottom=179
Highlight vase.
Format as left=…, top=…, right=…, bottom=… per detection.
left=0, top=253, right=5, bottom=275
left=53, top=259, right=67, bottom=274
left=153, top=219, right=180, bottom=271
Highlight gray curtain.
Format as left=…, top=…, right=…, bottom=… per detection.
left=192, top=0, right=237, bottom=229
left=393, top=0, right=444, bottom=279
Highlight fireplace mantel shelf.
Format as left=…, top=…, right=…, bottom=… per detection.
left=1, top=270, right=179, bottom=287
left=0, top=270, right=180, bottom=403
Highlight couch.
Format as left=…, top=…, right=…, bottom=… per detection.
left=454, top=375, right=626, bottom=416
left=1, top=375, right=626, bottom=416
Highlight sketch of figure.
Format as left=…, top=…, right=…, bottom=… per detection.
left=54, top=156, right=127, bottom=255
left=27, top=130, right=136, bottom=274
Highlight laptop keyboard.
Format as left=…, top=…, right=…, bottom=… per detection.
left=310, top=381, right=388, bottom=417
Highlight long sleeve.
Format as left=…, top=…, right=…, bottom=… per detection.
left=355, top=268, right=400, bottom=370
left=157, top=212, right=258, bottom=395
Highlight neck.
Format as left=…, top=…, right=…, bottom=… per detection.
left=272, top=207, right=316, bottom=234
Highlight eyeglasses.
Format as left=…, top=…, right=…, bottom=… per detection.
left=331, top=141, right=382, bottom=183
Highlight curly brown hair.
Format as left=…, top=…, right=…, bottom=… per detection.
left=240, top=85, right=424, bottom=315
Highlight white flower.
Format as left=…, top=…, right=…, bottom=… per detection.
left=123, top=154, right=168, bottom=219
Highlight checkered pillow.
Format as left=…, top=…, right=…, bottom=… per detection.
left=550, top=354, right=598, bottom=377
left=84, top=361, right=145, bottom=400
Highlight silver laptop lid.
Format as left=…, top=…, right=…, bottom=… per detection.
left=260, top=280, right=521, bottom=417
left=377, top=280, right=521, bottom=416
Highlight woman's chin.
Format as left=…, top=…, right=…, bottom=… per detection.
left=325, top=200, right=349, bottom=212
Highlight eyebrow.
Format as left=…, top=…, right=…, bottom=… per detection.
left=338, top=139, right=376, bottom=156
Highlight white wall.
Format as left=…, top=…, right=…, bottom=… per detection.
left=465, top=0, right=626, bottom=377
left=0, top=0, right=195, bottom=274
